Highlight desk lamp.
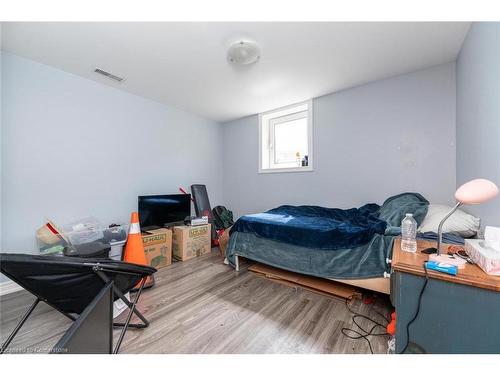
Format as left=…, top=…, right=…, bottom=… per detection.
left=424, top=178, right=498, bottom=257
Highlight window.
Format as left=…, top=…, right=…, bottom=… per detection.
left=259, top=100, right=313, bottom=173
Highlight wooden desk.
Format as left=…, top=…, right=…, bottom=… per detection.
left=391, top=238, right=500, bottom=353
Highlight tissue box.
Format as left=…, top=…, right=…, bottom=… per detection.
left=465, top=239, right=500, bottom=276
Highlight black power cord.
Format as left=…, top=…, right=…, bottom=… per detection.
left=341, top=297, right=390, bottom=354
left=399, top=262, right=429, bottom=354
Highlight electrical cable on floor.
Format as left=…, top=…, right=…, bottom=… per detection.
left=341, top=297, right=390, bottom=354
left=399, top=262, right=429, bottom=354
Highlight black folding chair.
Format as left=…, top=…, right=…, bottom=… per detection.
left=0, top=253, right=156, bottom=354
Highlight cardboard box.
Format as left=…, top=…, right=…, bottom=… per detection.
left=248, top=263, right=359, bottom=300
left=173, top=224, right=211, bottom=261
left=141, top=228, right=172, bottom=269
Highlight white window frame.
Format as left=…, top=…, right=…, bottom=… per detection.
left=258, top=100, right=313, bottom=174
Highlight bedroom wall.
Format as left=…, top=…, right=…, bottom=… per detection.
left=456, top=22, right=500, bottom=227
left=0, top=24, right=3, bottom=256
left=1, top=52, right=224, bottom=260
left=222, top=63, right=457, bottom=218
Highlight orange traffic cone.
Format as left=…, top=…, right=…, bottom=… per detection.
left=124, top=212, right=155, bottom=289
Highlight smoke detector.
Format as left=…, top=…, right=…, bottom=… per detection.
left=227, top=41, right=261, bottom=65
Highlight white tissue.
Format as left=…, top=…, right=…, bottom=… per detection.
left=484, top=226, right=500, bottom=252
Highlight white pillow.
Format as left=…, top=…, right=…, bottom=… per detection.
left=418, top=204, right=480, bottom=238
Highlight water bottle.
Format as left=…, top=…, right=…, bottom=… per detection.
left=401, top=213, right=417, bottom=253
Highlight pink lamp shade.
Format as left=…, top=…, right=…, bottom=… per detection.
left=455, top=178, right=499, bottom=205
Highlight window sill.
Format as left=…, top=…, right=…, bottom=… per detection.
left=258, top=166, right=314, bottom=174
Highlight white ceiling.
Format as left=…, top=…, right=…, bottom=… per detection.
left=2, top=22, right=470, bottom=123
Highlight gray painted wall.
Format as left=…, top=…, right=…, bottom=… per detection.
left=223, top=63, right=457, bottom=218
left=1, top=52, right=459, bottom=285
left=456, top=22, right=500, bottom=227
left=1, top=52, right=224, bottom=258
left=1, top=26, right=3, bottom=256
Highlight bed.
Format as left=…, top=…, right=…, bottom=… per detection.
left=225, top=193, right=430, bottom=294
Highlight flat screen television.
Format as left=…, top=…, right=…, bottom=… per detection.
left=138, top=194, right=191, bottom=228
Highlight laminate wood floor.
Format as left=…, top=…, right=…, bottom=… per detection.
left=0, top=251, right=392, bottom=354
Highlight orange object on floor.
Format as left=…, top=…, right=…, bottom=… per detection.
left=123, top=212, right=155, bottom=289
left=386, top=311, right=396, bottom=335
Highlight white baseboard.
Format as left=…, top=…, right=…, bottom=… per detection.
left=0, top=280, right=23, bottom=296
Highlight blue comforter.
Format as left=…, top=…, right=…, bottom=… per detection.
left=230, top=192, right=429, bottom=250
left=226, top=192, right=429, bottom=279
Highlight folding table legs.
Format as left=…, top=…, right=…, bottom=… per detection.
left=0, top=298, right=40, bottom=354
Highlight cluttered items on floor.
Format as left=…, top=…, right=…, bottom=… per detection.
left=172, top=224, right=211, bottom=261
left=183, top=215, right=209, bottom=226
left=212, top=206, right=234, bottom=230
left=1, top=211, right=160, bottom=354
left=190, top=184, right=217, bottom=241
left=341, top=295, right=393, bottom=354
left=188, top=184, right=234, bottom=238
left=36, top=217, right=127, bottom=259
left=141, top=228, right=172, bottom=269
left=35, top=212, right=175, bottom=270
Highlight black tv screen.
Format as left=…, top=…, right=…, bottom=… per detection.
left=138, top=194, right=191, bottom=228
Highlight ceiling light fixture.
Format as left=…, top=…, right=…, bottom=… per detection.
left=227, top=41, right=261, bottom=65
